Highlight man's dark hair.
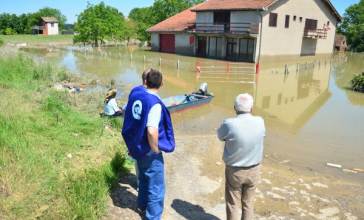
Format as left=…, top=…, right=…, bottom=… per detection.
left=142, top=69, right=149, bottom=82
left=146, top=69, right=163, bottom=89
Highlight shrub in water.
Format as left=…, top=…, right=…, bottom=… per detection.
left=351, top=72, right=364, bottom=92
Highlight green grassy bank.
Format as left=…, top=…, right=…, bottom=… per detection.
left=0, top=55, right=130, bottom=219
left=0, top=34, right=73, bottom=46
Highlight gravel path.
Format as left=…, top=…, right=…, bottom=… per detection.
left=104, top=133, right=363, bottom=220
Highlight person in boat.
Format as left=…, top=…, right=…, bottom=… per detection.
left=103, top=89, right=123, bottom=117
left=122, top=69, right=175, bottom=220
left=193, top=82, right=211, bottom=96
left=217, top=93, right=265, bottom=220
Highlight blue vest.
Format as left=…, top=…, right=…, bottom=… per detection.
left=122, top=88, right=175, bottom=159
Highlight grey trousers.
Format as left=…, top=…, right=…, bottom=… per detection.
left=225, top=165, right=261, bottom=220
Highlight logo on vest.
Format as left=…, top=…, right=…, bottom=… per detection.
left=132, top=100, right=142, bottom=120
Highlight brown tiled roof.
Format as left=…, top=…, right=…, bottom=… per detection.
left=192, top=0, right=276, bottom=11
left=148, top=5, right=199, bottom=33
left=41, top=17, right=58, bottom=23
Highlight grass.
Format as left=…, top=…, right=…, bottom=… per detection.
left=351, top=72, right=364, bottom=93
left=0, top=34, right=73, bottom=46
left=0, top=55, right=130, bottom=219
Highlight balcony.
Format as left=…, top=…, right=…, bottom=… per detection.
left=304, top=29, right=328, bottom=39
left=190, top=22, right=259, bottom=35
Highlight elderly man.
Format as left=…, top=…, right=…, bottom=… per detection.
left=217, top=93, right=265, bottom=220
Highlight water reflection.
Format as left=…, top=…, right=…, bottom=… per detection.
left=255, top=56, right=332, bottom=132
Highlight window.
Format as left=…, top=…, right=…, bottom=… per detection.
left=293, top=16, right=297, bottom=21
left=207, top=37, right=223, bottom=58
left=214, top=11, right=230, bottom=24
left=299, top=17, right=303, bottom=22
left=327, top=21, right=330, bottom=26
left=51, top=23, right=54, bottom=27
left=285, top=15, right=290, bottom=28
left=269, top=13, right=278, bottom=27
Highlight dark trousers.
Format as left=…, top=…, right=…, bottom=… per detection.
left=137, top=152, right=165, bottom=220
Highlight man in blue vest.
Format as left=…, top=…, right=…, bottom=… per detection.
left=122, top=69, right=175, bottom=220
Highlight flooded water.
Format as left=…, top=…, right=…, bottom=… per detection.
left=26, top=47, right=364, bottom=183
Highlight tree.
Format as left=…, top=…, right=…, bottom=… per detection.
left=30, top=7, right=67, bottom=31
left=124, top=19, right=137, bottom=44
left=74, top=2, right=126, bottom=47
left=128, top=7, right=153, bottom=41
left=128, top=0, right=204, bottom=41
left=338, top=0, right=364, bottom=52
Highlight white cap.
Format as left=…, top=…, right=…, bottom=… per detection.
left=235, top=93, right=254, bottom=112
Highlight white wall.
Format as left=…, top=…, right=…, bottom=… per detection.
left=260, top=0, right=338, bottom=56
left=230, top=11, right=260, bottom=24
left=46, top=23, right=59, bottom=35
left=175, top=33, right=195, bottom=55
left=151, top=33, right=160, bottom=51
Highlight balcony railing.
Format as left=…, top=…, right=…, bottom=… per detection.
left=303, top=29, right=328, bottom=39
left=190, top=22, right=259, bottom=35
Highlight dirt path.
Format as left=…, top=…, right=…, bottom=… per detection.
left=104, top=133, right=363, bottom=220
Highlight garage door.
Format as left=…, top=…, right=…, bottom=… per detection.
left=160, top=34, right=175, bottom=53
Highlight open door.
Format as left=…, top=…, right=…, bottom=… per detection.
left=197, top=36, right=207, bottom=57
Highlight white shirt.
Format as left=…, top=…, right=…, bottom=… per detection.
left=146, top=89, right=161, bottom=128
left=104, top=98, right=121, bottom=116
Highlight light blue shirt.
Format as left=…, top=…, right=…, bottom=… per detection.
left=217, top=113, right=265, bottom=167
left=104, top=98, right=121, bottom=116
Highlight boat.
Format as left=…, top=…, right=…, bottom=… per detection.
left=163, top=83, right=214, bottom=112
left=163, top=93, right=214, bottom=113
left=100, top=83, right=213, bottom=116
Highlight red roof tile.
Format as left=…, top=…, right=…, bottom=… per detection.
left=192, top=0, right=276, bottom=11
left=147, top=6, right=198, bottom=33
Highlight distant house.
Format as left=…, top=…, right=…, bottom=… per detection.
left=32, top=17, right=59, bottom=35
left=334, top=34, right=348, bottom=52
left=148, top=0, right=341, bottom=63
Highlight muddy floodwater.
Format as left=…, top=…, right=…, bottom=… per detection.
left=25, top=47, right=364, bottom=218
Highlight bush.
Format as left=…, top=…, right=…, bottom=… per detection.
left=3, top=27, right=17, bottom=35
left=351, top=72, right=364, bottom=92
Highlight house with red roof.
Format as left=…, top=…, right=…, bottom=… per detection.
left=148, top=0, right=341, bottom=63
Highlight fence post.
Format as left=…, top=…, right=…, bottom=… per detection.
left=143, top=55, right=146, bottom=63
left=285, top=64, right=288, bottom=75
left=255, top=63, right=260, bottom=75
left=177, top=59, right=180, bottom=69
left=159, top=57, right=162, bottom=66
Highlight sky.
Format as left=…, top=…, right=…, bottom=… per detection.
left=0, top=0, right=360, bottom=24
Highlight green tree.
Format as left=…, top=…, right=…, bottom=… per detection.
left=30, top=7, right=67, bottom=31
left=338, top=0, right=364, bottom=52
left=124, top=19, right=137, bottom=44
left=128, top=0, right=204, bottom=41
left=128, top=7, right=153, bottom=41
left=74, top=2, right=126, bottom=47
